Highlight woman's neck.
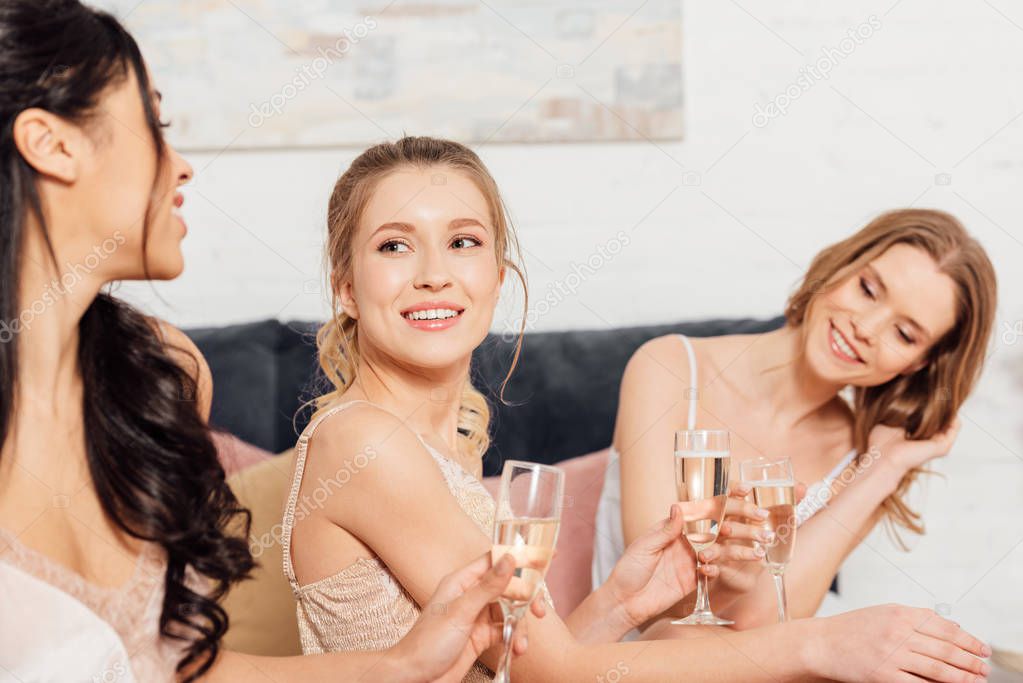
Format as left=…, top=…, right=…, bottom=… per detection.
left=740, top=325, right=845, bottom=429
left=1, top=218, right=102, bottom=486
left=345, top=344, right=469, bottom=453
left=12, top=218, right=102, bottom=416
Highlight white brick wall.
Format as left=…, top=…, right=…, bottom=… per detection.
left=118, top=0, right=1023, bottom=650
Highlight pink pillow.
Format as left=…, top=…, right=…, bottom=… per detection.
left=213, top=431, right=273, bottom=477
left=483, top=449, right=609, bottom=617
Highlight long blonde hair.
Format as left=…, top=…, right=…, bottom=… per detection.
left=785, top=208, right=997, bottom=541
left=313, top=137, right=527, bottom=460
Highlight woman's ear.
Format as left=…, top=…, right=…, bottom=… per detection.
left=13, top=108, right=79, bottom=182
left=337, top=278, right=359, bottom=320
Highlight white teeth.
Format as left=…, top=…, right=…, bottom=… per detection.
left=404, top=308, right=460, bottom=321
left=831, top=327, right=858, bottom=361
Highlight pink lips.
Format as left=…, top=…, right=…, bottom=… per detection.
left=173, top=193, right=187, bottom=234
left=829, top=321, right=864, bottom=364
left=400, top=301, right=466, bottom=332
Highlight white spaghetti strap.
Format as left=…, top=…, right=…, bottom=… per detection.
left=676, top=334, right=698, bottom=430
left=281, top=399, right=371, bottom=596
left=824, top=448, right=859, bottom=481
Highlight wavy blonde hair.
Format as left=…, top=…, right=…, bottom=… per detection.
left=312, top=137, right=527, bottom=460
left=785, top=208, right=996, bottom=542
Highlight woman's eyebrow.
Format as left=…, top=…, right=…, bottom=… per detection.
left=369, top=218, right=488, bottom=241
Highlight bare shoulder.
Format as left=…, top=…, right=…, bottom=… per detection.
left=146, top=317, right=213, bottom=419
left=622, top=334, right=693, bottom=391
left=302, top=401, right=446, bottom=500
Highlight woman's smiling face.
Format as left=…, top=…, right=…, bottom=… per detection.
left=803, top=242, right=958, bottom=387
left=339, top=165, right=504, bottom=370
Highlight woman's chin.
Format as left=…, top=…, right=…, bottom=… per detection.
left=144, top=254, right=185, bottom=281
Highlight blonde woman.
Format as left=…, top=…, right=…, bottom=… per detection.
left=284, top=137, right=991, bottom=682
left=595, top=209, right=997, bottom=632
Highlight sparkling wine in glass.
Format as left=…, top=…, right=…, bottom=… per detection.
left=740, top=457, right=796, bottom=622
left=491, top=460, right=563, bottom=683
left=672, top=429, right=733, bottom=626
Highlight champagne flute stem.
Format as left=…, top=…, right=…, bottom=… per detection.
left=771, top=572, right=788, bottom=622
left=495, top=610, right=518, bottom=683
left=693, top=554, right=711, bottom=615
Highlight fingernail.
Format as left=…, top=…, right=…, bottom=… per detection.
left=755, top=508, right=769, bottom=519
left=980, top=662, right=990, bottom=675
left=497, top=554, right=513, bottom=576
left=754, top=545, right=766, bottom=556
left=982, top=644, right=992, bottom=657
left=670, top=505, right=678, bottom=521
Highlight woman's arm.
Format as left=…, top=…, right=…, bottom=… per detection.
left=296, top=403, right=988, bottom=682
left=203, top=553, right=541, bottom=683
left=723, top=421, right=962, bottom=629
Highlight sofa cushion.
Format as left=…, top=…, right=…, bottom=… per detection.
left=482, top=449, right=608, bottom=618
left=212, top=431, right=272, bottom=477
left=222, top=450, right=302, bottom=656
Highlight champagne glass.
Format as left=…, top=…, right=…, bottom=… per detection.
left=740, top=457, right=796, bottom=622
left=491, top=460, right=563, bottom=683
left=672, top=429, right=733, bottom=626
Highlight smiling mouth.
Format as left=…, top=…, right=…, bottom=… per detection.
left=829, top=321, right=864, bottom=364
left=401, top=307, right=464, bottom=321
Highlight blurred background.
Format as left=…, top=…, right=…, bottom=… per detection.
left=101, top=0, right=1022, bottom=665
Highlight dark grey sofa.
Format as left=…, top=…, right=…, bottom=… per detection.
left=185, top=315, right=785, bottom=476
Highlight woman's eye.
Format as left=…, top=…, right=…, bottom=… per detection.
left=159, top=119, right=172, bottom=129
left=378, top=240, right=411, bottom=253
left=897, top=327, right=916, bottom=344
left=452, top=236, right=481, bottom=249
left=859, top=277, right=876, bottom=300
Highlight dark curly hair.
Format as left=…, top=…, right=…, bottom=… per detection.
left=0, top=1, right=253, bottom=678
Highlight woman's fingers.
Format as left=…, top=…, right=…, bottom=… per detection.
left=430, top=552, right=498, bottom=604
left=723, top=495, right=769, bottom=522
left=697, top=543, right=765, bottom=566
left=718, top=519, right=774, bottom=544
left=909, top=633, right=989, bottom=679
left=439, top=553, right=514, bottom=623
left=529, top=594, right=547, bottom=619
left=916, top=615, right=991, bottom=659
left=729, top=482, right=752, bottom=499
left=900, top=652, right=985, bottom=683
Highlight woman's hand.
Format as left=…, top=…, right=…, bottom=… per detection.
left=604, top=484, right=769, bottom=629
left=392, top=552, right=545, bottom=683
left=868, top=418, right=961, bottom=484
left=808, top=604, right=990, bottom=682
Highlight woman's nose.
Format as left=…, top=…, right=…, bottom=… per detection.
left=413, top=247, right=452, bottom=291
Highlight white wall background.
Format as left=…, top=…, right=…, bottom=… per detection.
left=117, top=0, right=1023, bottom=653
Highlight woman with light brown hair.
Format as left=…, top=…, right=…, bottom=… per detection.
left=595, top=208, right=998, bottom=632
left=284, top=138, right=992, bottom=681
